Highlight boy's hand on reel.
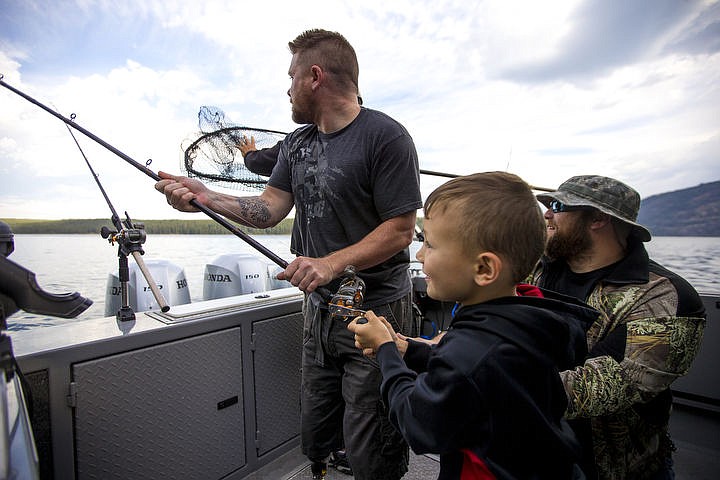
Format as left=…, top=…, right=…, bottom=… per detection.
left=348, top=310, right=393, bottom=357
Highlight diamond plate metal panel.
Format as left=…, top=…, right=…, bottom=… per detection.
left=252, top=313, right=303, bottom=456
left=24, top=369, right=52, bottom=479
left=73, top=328, right=244, bottom=480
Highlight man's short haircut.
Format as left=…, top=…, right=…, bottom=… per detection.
left=424, top=172, right=546, bottom=283
left=289, top=29, right=359, bottom=94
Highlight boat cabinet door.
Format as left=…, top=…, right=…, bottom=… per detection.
left=72, top=328, right=245, bottom=480
left=251, top=313, right=303, bottom=456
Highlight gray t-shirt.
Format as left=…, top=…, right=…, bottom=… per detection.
left=268, top=107, right=422, bottom=307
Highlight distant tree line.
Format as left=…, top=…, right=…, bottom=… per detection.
left=1, top=218, right=295, bottom=235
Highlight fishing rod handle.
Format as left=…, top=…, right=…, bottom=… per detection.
left=130, top=251, right=170, bottom=313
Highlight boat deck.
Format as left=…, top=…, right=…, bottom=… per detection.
left=244, top=401, right=720, bottom=479
left=670, top=403, right=720, bottom=479
left=246, top=449, right=441, bottom=479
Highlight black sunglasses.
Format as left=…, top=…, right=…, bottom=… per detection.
left=549, top=200, right=592, bottom=213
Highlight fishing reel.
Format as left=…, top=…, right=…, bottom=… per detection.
left=100, top=214, right=170, bottom=320
left=101, top=227, right=146, bottom=245
left=328, top=265, right=366, bottom=321
left=101, top=220, right=146, bottom=256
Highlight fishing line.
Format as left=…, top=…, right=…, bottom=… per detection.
left=0, top=75, right=289, bottom=270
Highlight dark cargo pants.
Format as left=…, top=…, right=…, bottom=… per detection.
left=300, top=292, right=415, bottom=480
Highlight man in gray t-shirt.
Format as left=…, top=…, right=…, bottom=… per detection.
left=270, top=107, right=420, bottom=307
left=156, top=29, right=421, bottom=480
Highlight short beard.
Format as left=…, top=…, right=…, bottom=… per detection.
left=291, top=107, right=312, bottom=125
left=290, top=90, right=314, bottom=125
left=545, top=212, right=594, bottom=261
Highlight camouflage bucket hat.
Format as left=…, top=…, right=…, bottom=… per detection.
left=537, top=175, right=652, bottom=242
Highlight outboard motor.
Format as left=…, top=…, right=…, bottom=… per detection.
left=265, top=261, right=293, bottom=291
left=105, top=259, right=190, bottom=316
left=203, top=253, right=270, bottom=300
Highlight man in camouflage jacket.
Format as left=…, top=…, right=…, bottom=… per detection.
left=528, top=175, right=705, bottom=480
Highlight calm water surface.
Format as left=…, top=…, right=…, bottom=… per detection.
left=5, top=234, right=719, bottom=331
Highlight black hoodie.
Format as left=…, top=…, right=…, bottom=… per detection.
left=376, top=291, right=597, bottom=479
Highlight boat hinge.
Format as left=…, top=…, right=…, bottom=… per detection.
left=66, top=381, right=77, bottom=408
left=255, top=429, right=262, bottom=451
left=250, top=332, right=256, bottom=351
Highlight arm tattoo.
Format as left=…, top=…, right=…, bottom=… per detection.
left=237, top=197, right=272, bottom=227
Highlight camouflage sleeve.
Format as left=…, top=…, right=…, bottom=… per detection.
left=561, top=355, right=637, bottom=418
left=561, top=277, right=705, bottom=419
left=561, top=314, right=704, bottom=418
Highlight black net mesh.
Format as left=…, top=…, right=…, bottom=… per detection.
left=182, top=106, right=287, bottom=191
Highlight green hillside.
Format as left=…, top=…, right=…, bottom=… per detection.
left=637, top=181, right=720, bottom=237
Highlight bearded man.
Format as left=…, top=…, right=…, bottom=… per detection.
left=529, top=175, right=705, bottom=480
left=156, top=29, right=421, bottom=480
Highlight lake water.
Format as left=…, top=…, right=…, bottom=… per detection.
left=4, top=234, right=719, bottom=331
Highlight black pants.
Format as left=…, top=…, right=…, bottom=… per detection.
left=300, top=292, right=414, bottom=480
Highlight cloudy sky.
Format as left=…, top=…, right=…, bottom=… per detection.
left=1, top=0, right=718, bottom=220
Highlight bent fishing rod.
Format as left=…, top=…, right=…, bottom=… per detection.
left=0, top=75, right=288, bottom=271
left=62, top=113, right=170, bottom=316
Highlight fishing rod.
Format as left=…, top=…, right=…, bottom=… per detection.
left=62, top=113, right=169, bottom=318
left=420, top=169, right=553, bottom=192
left=419, top=168, right=458, bottom=179
left=2, top=75, right=550, bottom=308
left=0, top=75, right=289, bottom=271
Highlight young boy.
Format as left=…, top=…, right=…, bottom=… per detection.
left=348, top=172, right=597, bottom=479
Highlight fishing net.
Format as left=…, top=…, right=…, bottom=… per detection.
left=182, top=107, right=555, bottom=194
left=181, top=106, right=287, bottom=191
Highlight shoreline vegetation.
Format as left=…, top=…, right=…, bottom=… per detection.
left=1, top=218, right=295, bottom=235
left=4, top=181, right=719, bottom=236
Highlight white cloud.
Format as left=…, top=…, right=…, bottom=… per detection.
left=1, top=0, right=718, bottom=220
